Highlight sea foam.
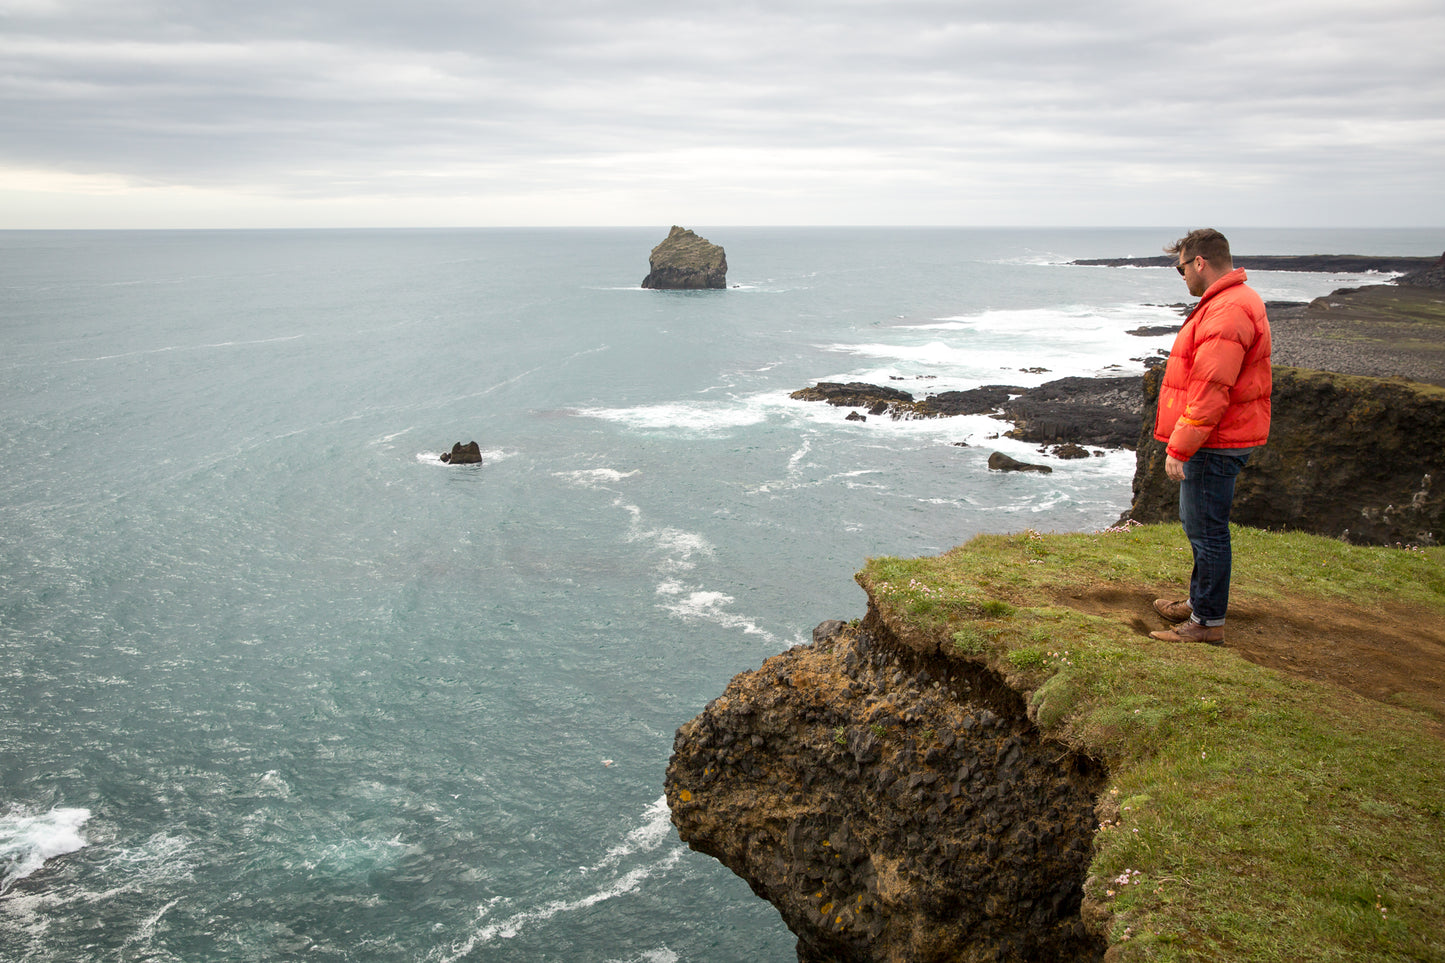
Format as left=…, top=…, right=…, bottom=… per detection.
left=572, top=401, right=771, bottom=433
left=0, top=807, right=91, bottom=894
left=430, top=798, right=686, bottom=961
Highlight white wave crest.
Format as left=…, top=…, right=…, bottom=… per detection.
left=811, top=303, right=1180, bottom=390
left=554, top=468, right=641, bottom=488
left=0, top=807, right=91, bottom=894
left=906, top=303, right=1172, bottom=334
left=592, top=796, right=673, bottom=874
left=655, top=580, right=777, bottom=643
left=826, top=339, right=974, bottom=367
left=101, top=831, right=195, bottom=889
left=606, top=951, right=679, bottom=963
left=431, top=799, right=685, bottom=962
left=573, top=402, right=769, bottom=433
left=630, top=527, right=713, bottom=573
left=462, top=851, right=683, bottom=947
left=255, top=769, right=291, bottom=797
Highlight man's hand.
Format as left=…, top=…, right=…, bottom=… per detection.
left=1165, top=454, right=1187, bottom=482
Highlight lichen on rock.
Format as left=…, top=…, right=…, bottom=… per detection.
left=641, top=225, right=727, bottom=290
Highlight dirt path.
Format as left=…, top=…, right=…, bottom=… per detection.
left=1061, top=273, right=1445, bottom=734
left=1061, top=585, right=1445, bottom=736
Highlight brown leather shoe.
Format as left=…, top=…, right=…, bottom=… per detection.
left=1152, top=598, right=1192, bottom=623
left=1149, top=620, right=1224, bottom=645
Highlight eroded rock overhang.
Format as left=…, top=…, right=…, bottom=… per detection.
left=666, top=615, right=1108, bottom=963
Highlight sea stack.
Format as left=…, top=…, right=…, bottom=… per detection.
left=641, top=226, right=727, bottom=290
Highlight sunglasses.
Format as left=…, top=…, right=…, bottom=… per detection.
left=1176, top=256, right=1201, bottom=276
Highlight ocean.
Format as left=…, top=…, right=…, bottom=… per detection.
left=1, top=226, right=1433, bottom=961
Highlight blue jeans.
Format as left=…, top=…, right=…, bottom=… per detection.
left=1179, top=449, right=1252, bottom=626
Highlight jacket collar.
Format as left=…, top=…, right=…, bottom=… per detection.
left=1201, top=267, right=1247, bottom=301
left=1186, top=268, right=1248, bottom=321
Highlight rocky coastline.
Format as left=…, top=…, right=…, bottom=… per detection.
left=791, top=262, right=1445, bottom=546
left=669, top=257, right=1445, bottom=962
left=790, top=376, right=1144, bottom=451
left=1071, top=253, right=1437, bottom=273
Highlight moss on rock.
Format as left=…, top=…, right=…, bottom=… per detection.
left=641, top=225, right=727, bottom=289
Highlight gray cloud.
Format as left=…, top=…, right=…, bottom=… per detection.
left=1, top=0, right=1442, bottom=226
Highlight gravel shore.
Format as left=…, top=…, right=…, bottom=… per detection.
left=1265, top=283, right=1445, bottom=387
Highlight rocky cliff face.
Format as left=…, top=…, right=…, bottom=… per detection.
left=666, top=619, right=1106, bottom=963
left=641, top=225, right=727, bottom=289
left=1395, top=251, right=1445, bottom=290
left=1125, top=366, right=1445, bottom=545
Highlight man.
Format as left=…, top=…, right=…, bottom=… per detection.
left=1149, top=228, right=1272, bottom=645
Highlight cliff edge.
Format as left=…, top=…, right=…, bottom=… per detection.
left=668, top=528, right=1445, bottom=961
left=668, top=618, right=1104, bottom=962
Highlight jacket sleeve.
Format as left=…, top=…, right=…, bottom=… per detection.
left=1166, top=306, right=1252, bottom=460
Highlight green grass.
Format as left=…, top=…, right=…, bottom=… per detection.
left=858, top=524, right=1445, bottom=962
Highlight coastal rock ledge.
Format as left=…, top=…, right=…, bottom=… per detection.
left=641, top=226, right=727, bottom=289
left=666, top=618, right=1106, bottom=963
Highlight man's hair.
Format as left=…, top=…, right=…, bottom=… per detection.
left=1165, top=228, right=1232, bottom=266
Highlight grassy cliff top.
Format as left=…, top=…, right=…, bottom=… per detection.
left=857, top=524, right=1445, bottom=962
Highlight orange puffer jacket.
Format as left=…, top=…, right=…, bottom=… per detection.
left=1153, top=268, right=1272, bottom=460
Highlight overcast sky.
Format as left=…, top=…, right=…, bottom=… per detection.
left=2, top=0, right=1442, bottom=229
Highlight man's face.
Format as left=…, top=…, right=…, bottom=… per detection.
left=1177, top=254, right=1207, bottom=297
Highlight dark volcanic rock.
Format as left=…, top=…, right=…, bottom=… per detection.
left=641, top=226, right=727, bottom=290
left=923, top=385, right=1022, bottom=416
left=1265, top=300, right=1309, bottom=313
left=988, top=452, right=1053, bottom=474
left=1127, top=324, right=1181, bottom=337
left=790, top=382, right=1024, bottom=420
left=792, top=382, right=916, bottom=409
left=1124, top=367, right=1445, bottom=545
left=790, top=377, right=1144, bottom=449
left=998, top=376, right=1143, bottom=449
left=1073, top=254, right=1438, bottom=273
left=1395, top=251, right=1445, bottom=290
left=440, top=441, right=482, bottom=464
left=667, top=622, right=1105, bottom=963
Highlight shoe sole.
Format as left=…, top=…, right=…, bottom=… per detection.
left=1148, top=628, right=1224, bottom=645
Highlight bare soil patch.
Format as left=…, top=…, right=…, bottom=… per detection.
left=1058, top=584, right=1445, bottom=736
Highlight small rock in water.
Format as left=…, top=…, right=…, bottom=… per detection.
left=440, top=441, right=482, bottom=464
left=987, top=451, right=1053, bottom=474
